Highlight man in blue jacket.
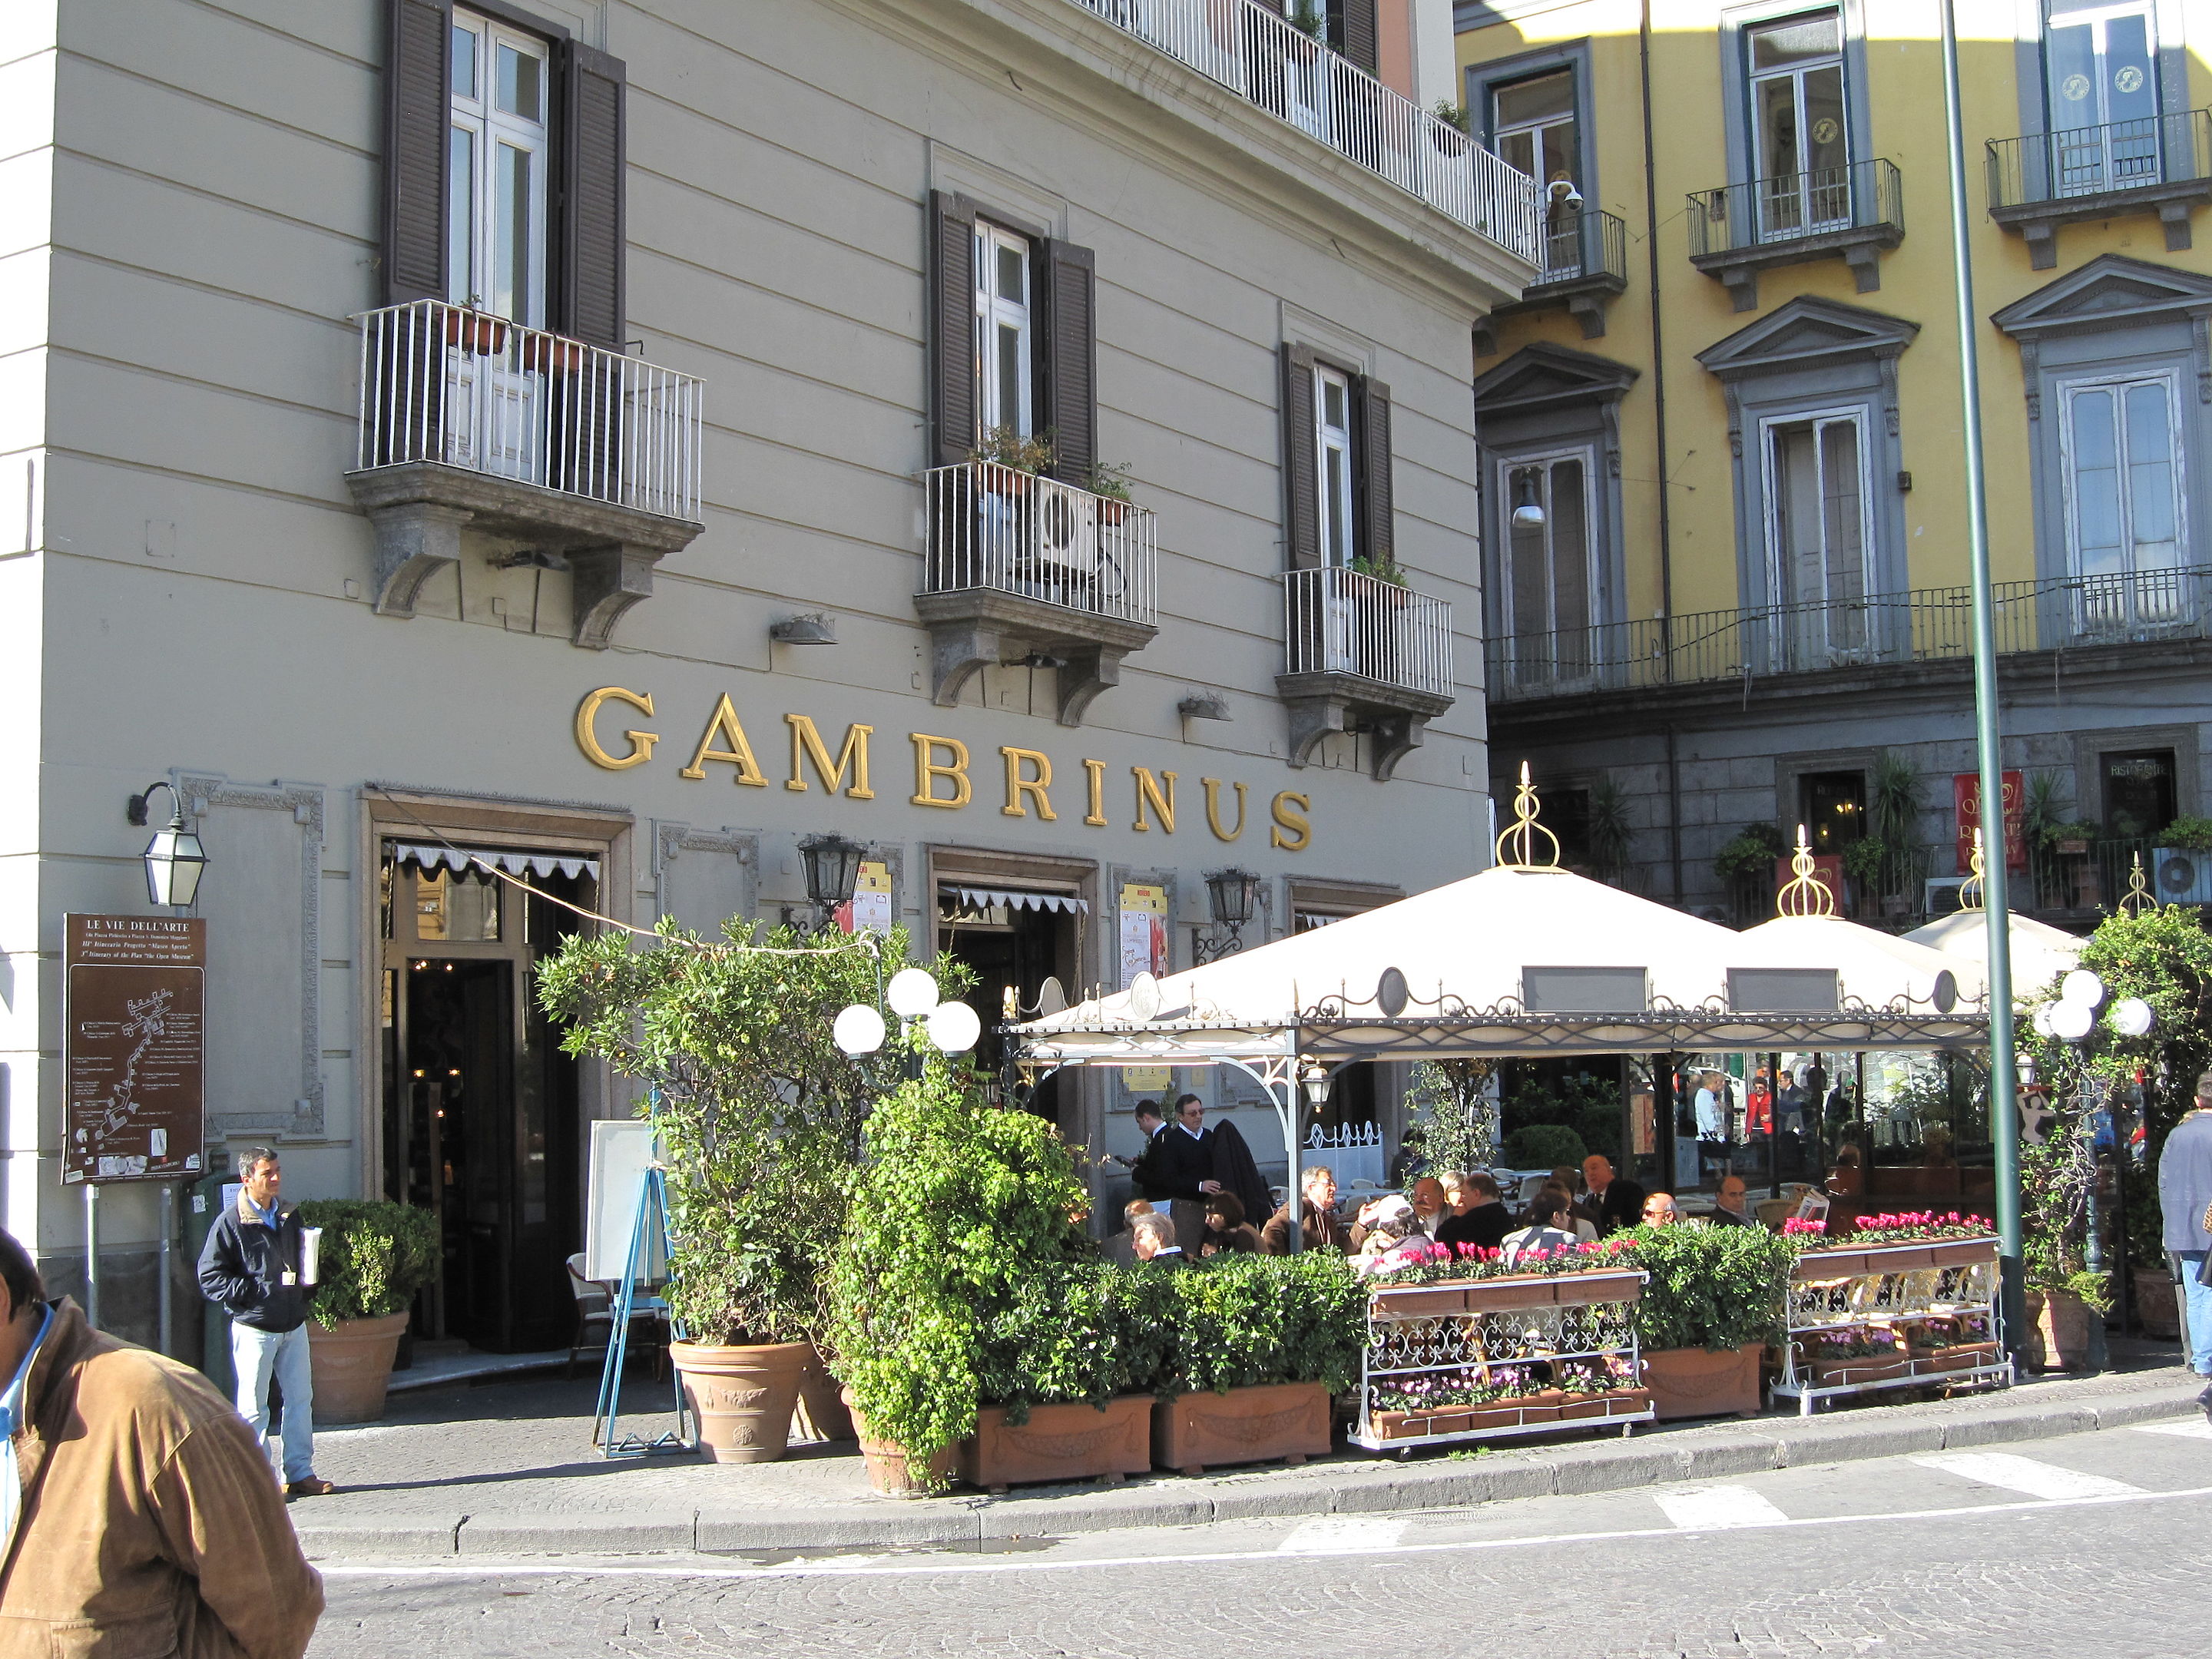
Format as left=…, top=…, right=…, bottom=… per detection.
left=2159, top=1071, right=2212, bottom=1407
left=196, top=1147, right=335, bottom=1499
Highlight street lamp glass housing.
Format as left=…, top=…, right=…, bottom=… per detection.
left=2060, top=969, right=2105, bottom=1008
left=2049, top=999, right=2093, bottom=1043
left=2110, top=997, right=2154, bottom=1038
left=1204, top=868, right=1260, bottom=929
left=886, top=968, right=941, bottom=1019
left=1509, top=469, right=1546, bottom=530
left=143, top=817, right=208, bottom=909
left=1300, top=1064, right=1331, bottom=1111
left=797, top=833, right=866, bottom=912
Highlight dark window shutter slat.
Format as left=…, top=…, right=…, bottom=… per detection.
left=1281, top=343, right=1320, bottom=571
left=382, top=0, right=452, bottom=306
left=1038, top=238, right=1098, bottom=485
left=1336, top=0, right=1379, bottom=74
left=1356, top=374, right=1394, bottom=568
left=558, top=41, right=626, bottom=349
left=928, top=191, right=979, bottom=470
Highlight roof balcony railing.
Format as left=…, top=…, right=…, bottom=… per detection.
left=1067, top=0, right=1541, bottom=266
left=1485, top=565, right=2212, bottom=704
left=353, top=299, right=703, bottom=521
left=1283, top=565, right=1452, bottom=697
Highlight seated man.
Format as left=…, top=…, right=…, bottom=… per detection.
left=1353, top=1197, right=1438, bottom=1275
left=1131, top=1212, right=1192, bottom=1267
left=1437, top=1171, right=1515, bottom=1252
left=1641, top=1190, right=1681, bottom=1226
left=1261, top=1165, right=1350, bottom=1254
left=1575, top=1154, right=1647, bottom=1237
left=1709, top=1175, right=1756, bottom=1226
left=1407, top=1177, right=1449, bottom=1239
left=1499, top=1192, right=1581, bottom=1266
left=1106, top=1197, right=1154, bottom=1266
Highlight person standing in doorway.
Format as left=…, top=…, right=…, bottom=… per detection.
left=196, top=1148, right=336, bottom=1500
left=2157, top=1071, right=2212, bottom=1409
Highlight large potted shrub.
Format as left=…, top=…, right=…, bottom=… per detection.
left=296, top=1199, right=439, bottom=1424
left=538, top=919, right=962, bottom=1464
left=825, top=1046, right=1098, bottom=1495
left=1151, top=1253, right=1363, bottom=1475
left=1624, top=1223, right=1791, bottom=1419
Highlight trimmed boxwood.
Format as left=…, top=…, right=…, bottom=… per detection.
left=1157, top=1253, right=1366, bottom=1400
left=973, top=1262, right=1174, bottom=1423
left=1621, top=1223, right=1793, bottom=1353
left=293, top=1199, right=439, bottom=1325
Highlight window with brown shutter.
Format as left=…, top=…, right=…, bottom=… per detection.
left=1037, top=239, right=1097, bottom=485
left=1354, top=374, right=1392, bottom=568
left=380, top=0, right=626, bottom=343
left=1333, top=0, right=1379, bottom=75
left=1280, top=343, right=1321, bottom=569
left=1281, top=346, right=1394, bottom=571
left=927, top=192, right=979, bottom=470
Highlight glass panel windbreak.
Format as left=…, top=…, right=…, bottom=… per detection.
left=1749, top=8, right=1849, bottom=238
left=1767, top=412, right=1869, bottom=661
left=2063, top=374, right=2190, bottom=631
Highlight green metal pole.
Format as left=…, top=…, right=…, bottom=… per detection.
left=1939, top=0, right=2025, bottom=1355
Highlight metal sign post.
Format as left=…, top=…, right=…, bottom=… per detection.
left=591, top=1162, right=691, bottom=1458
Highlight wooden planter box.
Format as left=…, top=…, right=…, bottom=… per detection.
left=1926, top=1237, right=2000, bottom=1270
left=1910, top=1342, right=2001, bottom=1375
left=1556, top=1387, right=1652, bottom=1421
left=1152, top=1382, right=1330, bottom=1476
left=961, top=1396, right=1151, bottom=1493
left=1371, top=1283, right=1472, bottom=1315
left=1793, top=1249, right=1876, bottom=1282
left=1642, top=1343, right=1763, bottom=1420
left=1463, top=1276, right=1559, bottom=1310
left=1811, top=1353, right=1909, bottom=1386
left=1555, top=1269, right=1644, bottom=1306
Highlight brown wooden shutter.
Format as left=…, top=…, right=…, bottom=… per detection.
left=1037, top=238, right=1097, bottom=485
left=382, top=0, right=452, bottom=305
left=1336, top=0, right=1379, bottom=74
left=928, top=192, right=979, bottom=470
left=557, top=41, right=627, bottom=349
left=1281, top=343, right=1321, bottom=571
left=1355, top=374, right=1394, bottom=568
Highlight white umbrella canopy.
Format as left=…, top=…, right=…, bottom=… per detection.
left=1737, top=913, right=1985, bottom=1014
left=1902, top=909, right=2085, bottom=998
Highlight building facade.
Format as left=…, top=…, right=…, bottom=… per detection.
left=0, top=0, right=1535, bottom=1349
left=1459, top=0, right=2212, bottom=928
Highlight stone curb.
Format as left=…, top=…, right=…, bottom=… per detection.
left=295, top=1378, right=2207, bottom=1559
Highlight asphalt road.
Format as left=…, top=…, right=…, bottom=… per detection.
left=309, top=1418, right=2212, bottom=1658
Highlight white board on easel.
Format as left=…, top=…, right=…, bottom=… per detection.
left=584, top=1119, right=667, bottom=1284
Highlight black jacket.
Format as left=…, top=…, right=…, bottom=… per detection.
left=1576, top=1179, right=1647, bottom=1238
left=1150, top=1125, right=1215, bottom=1200
left=197, top=1194, right=309, bottom=1333
left=1437, top=1203, right=1515, bottom=1252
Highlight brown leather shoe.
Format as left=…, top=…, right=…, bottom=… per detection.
left=285, top=1477, right=336, bottom=1499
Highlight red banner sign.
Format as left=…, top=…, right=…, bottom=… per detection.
left=1953, top=770, right=2026, bottom=873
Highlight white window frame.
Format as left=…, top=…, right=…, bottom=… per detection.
left=1758, top=403, right=1875, bottom=661
left=973, top=221, right=1034, bottom=442
left=2055, top=367, right=2190, bottom=623
left=1499, top=445, right=1599, bottom=640
left=449, top=7, right=549, bottom=327
left=1747, top=7, right=1850, bottom=238
left=1316, top=363, right=1356, bottom=568
left=1492, top=70, right=1579, bottom=192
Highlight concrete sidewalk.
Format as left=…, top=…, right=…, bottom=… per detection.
left=293, top=1355, right=2209, bottom=1560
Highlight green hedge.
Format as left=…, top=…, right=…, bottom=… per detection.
left=293, top=1199, right=439, bottom=1325
left=1621, top=1222, right=1793, bottom=1352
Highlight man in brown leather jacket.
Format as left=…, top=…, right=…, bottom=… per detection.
left=0, top=1228, right=321, bottom=1657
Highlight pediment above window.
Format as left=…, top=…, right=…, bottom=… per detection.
left=1990, top=253, right=2212, bottom=341
left=1694, top=296, right=1920, bottom=382
left=1471, top=342, right=1638, bottom=419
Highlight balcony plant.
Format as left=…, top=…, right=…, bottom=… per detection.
left=1587, top=776, right=1635, bottom=884
left=1087, top=459, right=1136, bottom=525
left=2157, top=814, right=2212, bottom=853
left=1349, top=554, right=1409, bottom=588
left=294, top=1198, right=439, bottom=1425
left=969, top=425, right=1055, bottom=496
left=1714, top=823, right=1788, bottom=892
left=538, top=919, right=960, bottom=1463
left=442, top=304, right=508, bottom=355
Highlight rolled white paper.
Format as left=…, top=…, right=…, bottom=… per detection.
left=301, top=1227, right=323, bottom=1286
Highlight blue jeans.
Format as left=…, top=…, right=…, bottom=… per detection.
left=2177, top=1253, right=2212, bottom=1378
left=231, top=1322, right=316, bottom=1483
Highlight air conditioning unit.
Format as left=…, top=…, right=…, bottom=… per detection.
left=2153, top=848, right=2212, bottom=906
left=1924, top=877, right=1969, bottom=916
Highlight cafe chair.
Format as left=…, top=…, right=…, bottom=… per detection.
left=565, top=1252, right=667, bottom=1381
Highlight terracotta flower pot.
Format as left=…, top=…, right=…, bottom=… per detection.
left=670, top=1339, right=810, bottom=1463
left=1152, top=1382, right=1330, bottom=1476
left=2132, top=1267, right=2181, bottom=1339
left=1371, top=1283, right=1470, bottom=1315
left=2035, top=1290, right=2095, bottom=1373
left=306, top=1313, right=411, bottom=1426
left=1641, top=1343, right=1763, bottom=1420
left=792, top=1344, right=854, bottom=1442
left=1463, top=1276, right=1557, bottom=1311
left=962, top=1396, right=1151, bottom=1493
left=840, top=1386, right=958, bottom=1498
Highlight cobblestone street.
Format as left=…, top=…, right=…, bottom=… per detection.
left=309, top=1418, right=2212, bottom=1657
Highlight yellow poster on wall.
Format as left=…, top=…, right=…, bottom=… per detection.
left=839, top=860, right=892, bottom=935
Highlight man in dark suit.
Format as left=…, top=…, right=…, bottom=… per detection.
left=1576, top=1154, right=1646, bottom=1237
left=1152, top=1094, right=1222, bottom=1257
left=1120, top=1100, right=1169, bottom=1200
left=1436, top=1171, right=1515, bottom=1252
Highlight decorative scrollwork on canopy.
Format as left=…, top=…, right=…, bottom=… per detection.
left=1493, top=762, right=1563, bottom=872
left=1776, top=824, right=1838, bottom=919
left=2119, top=851, right=2154, bottom=918
left=1958, top=829, right=1986, bottom=913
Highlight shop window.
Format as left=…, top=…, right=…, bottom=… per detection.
left=414, top=868, right=502, bottom=942
left=1800, top=770, right=1865, bottom=854
left=2102, top=748, right=2177, bottom=840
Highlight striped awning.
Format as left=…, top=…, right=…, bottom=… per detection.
left=392, top=843, right=600, bottom=882
left=942, top=885, right=1088, bottom=915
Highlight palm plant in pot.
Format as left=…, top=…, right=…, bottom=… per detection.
left=295, top=1199, right=439, bottom=1424
left=538, top=917, right=968, bottom=1463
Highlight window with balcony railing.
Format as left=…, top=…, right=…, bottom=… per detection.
left=922, top=461, right=1157, bottom=627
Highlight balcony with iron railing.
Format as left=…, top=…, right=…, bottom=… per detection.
left=919, top=459, right=1160, bottom=725
left=1475, top=207, right=1628, bottom=353
left=1064, top=0, right=1541, bottom=270
left=1278, top=565, right=1454, bottom=780
left=345, top=300, right=706, bottom=649
left=1487, top=564, right=2212, bottom=705
left=1687, top=157, right=1904, bottom=311
left=1986, top=108, right=2212, bottom=268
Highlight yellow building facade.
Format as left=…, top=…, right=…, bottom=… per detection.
left=1460, top=0, right=2212, bottom=923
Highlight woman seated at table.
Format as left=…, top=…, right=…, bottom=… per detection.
left=1352, top=1196, right=1440, bottom=1275
left=1498, top=1192, right=1581, bottom=1267
left=1198, top=1193, right=1262, bottom=1257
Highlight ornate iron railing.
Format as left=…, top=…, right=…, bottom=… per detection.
left=1687, top=157, right=1903, bottom=254
left=1987, top=108, right=2212, bottom=208
left=922, top=461, right=1158, bottom=624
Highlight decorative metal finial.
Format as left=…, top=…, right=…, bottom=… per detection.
left=1775, top=823, right=1837, bottom=918
left=1958, top=828, right=1986, bottom=912
left=1494, top=762, right=1563, bottom=872
left=2120, top=851, right=2154, bottom=916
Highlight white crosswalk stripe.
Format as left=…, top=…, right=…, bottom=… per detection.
left=1653, top=1485, right=1790, bottom=1530
left=1912, top=1451, right=2141, bottom=1500
left=1276, top=1517, right=1408, bottom=1555
left=2132, top=1419, right=2212, bottom=1440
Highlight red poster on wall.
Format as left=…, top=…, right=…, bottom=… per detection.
left=1954, top=770, right=2026, bottom=872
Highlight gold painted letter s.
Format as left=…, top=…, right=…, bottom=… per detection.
left=575, top=687, right=658, bottom=770
left=1269, top=791, right=1311, bottom=852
